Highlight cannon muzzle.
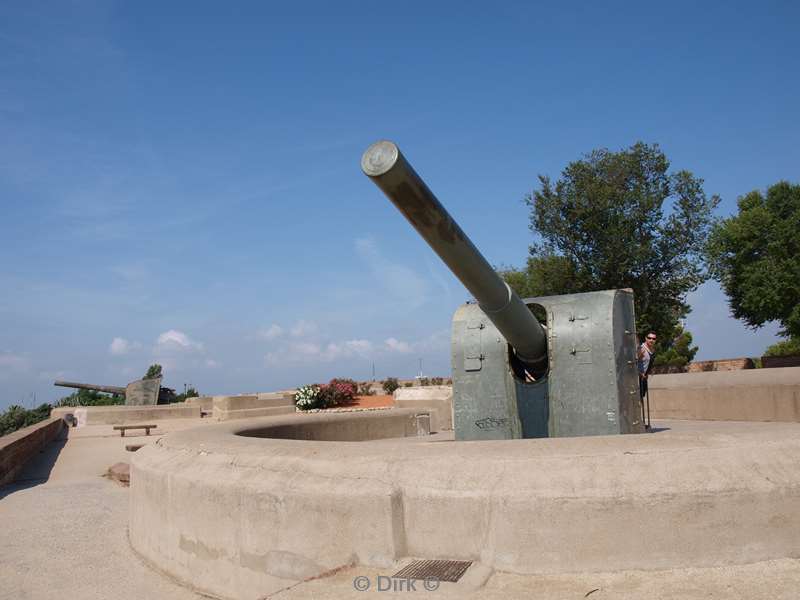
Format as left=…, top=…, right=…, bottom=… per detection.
left=361, top=140, right=548, bottom=376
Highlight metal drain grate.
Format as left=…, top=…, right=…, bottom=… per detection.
left=393, top=559, right=473, bottom=583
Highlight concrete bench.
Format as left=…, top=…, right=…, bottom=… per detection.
left=113, top=424, right=157, bottom=437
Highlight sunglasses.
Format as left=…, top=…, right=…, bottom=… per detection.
left=646, top=337, right=656, bottom=341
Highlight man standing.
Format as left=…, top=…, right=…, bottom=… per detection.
left=638, top=332, right=657, bottom=399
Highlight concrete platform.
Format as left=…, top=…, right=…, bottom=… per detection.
left=0, top=419, right=212, bottom=600
left=130, top=416, right=800, bottom=600
left=3, top=417, right=800, bottom=600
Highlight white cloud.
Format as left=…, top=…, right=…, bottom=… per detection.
left=265, top=338, right=373, bottom=365
left=205, top=358, right=220, bottom=368
left=355, top=236, right=430, bottom=309
left=322, top=339, right=373, bottom=361
left=258, top=324, right=284, bottom=340
left=109, top=337, right=141, bottom=355
left=290, top=320, right=318, bottom=338
left=384, top=337, right=412, bottom=353
left=155, top=329, right=203, bottom=352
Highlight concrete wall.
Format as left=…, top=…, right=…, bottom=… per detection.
left=184, top=396, right=213, bottom=412
left=393, top=369, right=800, bottom=425
left=51, top=403, right=200, bottom=425
left=394, top=385, right=453, bottom=431
left=239, top=409, right=430, bottom=441
left=649, top=367, right=800, bottom=421
left=130, top=416, right=800, bottom=600
left=212, top=393, right=295, bottom=421
left=0, top=416, right=65, bottom=486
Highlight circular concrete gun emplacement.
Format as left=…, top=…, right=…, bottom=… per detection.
left=129, top=411, right=800, bottom=600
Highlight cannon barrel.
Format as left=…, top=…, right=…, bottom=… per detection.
left=361, top=140, right=548, bottom=375
left=54, top=381, right=126, bottom=395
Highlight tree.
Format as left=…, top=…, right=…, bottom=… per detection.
left=707, top=181, right=800, bottom=340
left=0, top=403, right=53, bottom=437
left=653, top=324, right=698, bottom=370
left=509, top=141, right=719, bottom=340
left=54, top=389, right=124, bottom=407
left=173, top=387, right=200, bottom=403
left=144, top=364, right=163, bottom=380
left=764, top=337, right=800, bottom=358
left=382, top=378, right=399, bottom=394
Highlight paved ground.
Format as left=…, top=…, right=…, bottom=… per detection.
left=0, top=419, right=212, bottom=600
left=1, top=418, right=800, bottom=600
left=271, top=559, right=800, bottom=599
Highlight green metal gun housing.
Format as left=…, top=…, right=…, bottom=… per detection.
left=362, top=140, right=644, bottom=439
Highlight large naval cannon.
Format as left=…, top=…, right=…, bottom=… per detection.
left=54, top=377, right=172, bottom=406
left=362, top=140, right=644, bottom=439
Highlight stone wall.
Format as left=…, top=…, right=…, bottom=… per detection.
left=687, top=357, right=755, bottom=372
left=0, top=416, right=65, bottom=486
left=762, top=355, right=800, bottom=369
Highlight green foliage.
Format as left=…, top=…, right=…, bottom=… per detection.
left=294, top=385, right=322, bottom=410
left=653, top=325, right=698, bottom=369
left=763, top=337, right=800, bottom=358
left=707, top=181, right=800, bottom=339
left=317, top=378, right=358, bottom=407
left=144, top=364, right=163, bottom=380
left=173, top=387, right=200, bottom=403
left=430, top=377, right=444, bottom=385
left=507, top=142, right=719, bottom=341
left=54, top=389, right=124, bottom=407
left=296, top=379, right=358, bottom=410
left=356, top=381, right=375, bottom=396
left=403, top=382, right=413, bottom=387
left=0, top=403, right=53, bottom=437
left=500, top=254, right=584, bottom=299
left=382, top=377, right=400, bottom=394
left=418, top=377, right=430, bottom=386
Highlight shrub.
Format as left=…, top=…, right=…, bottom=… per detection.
left=173, top=387, right=200, bottom=403
left=430, top=377, right=444, bottom=386
left=318, top=378, right=358, bottom=408
left=403, top=382, right=413, bottom=387
left=764, top=337, right=800, bottom=357
left=294, top=385, right=322, bottom=410
left=144, top=364, right=163, bottom=379
left=0, top=403, right=53, bottom=437
left=382, top=377, right=400, bottom=394
left=55, top=389, right=124, bottom=407
left=357, top=381, right=375, bottom=396
left=418, top=377, right=430, bottom=386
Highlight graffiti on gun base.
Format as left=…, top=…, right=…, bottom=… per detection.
left=474, top=416, right=509, bottom=430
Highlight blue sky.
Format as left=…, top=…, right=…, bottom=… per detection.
left=1, top=1, right=797, bottom=409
